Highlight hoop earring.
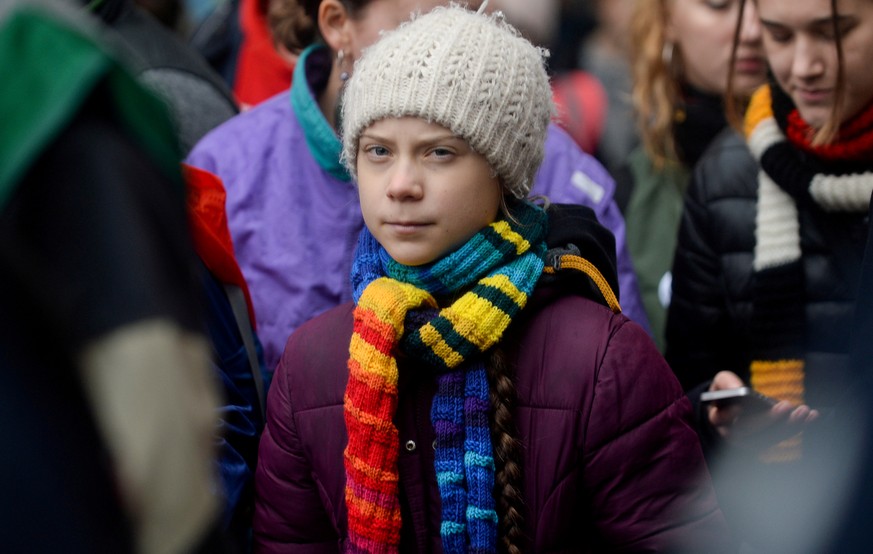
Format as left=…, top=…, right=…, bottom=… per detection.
left=661, top=41, right=674, bottom=69
left=337, top=49, right=350, bottom=82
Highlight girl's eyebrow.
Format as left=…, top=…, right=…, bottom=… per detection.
left=760, top=14, right=856, bottom=30
left=358, top=132, right=391, bottom=142
left=810, top=14, right=857, bottom=28
left=359, top=132, right=464, bottom=144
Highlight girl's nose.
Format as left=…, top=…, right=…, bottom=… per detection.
left=739, top=2, right=763, bottom=45
left=792, top=37, right=826, bottom=80
left=385, top=160, right=424, bottom=200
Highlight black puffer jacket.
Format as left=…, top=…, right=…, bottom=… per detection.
left=665, top=129, right=869, bottom=409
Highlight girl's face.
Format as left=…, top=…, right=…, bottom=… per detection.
left=668, top=0, right=767, bottom=95
left=345, top=0, right=460, bottom=60
left=357, top=117, right=502, bottom=267
left=757, top=0, right=873, bottom=128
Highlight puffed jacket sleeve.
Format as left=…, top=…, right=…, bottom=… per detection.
left=252, top=346, right=339, bottom=552
left=665, top=132, right=757, bottom=390
left=584, top=318, right=732, bottom=552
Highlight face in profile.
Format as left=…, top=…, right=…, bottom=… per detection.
left=356, top=117, right=503, bottom=267
left=757, top=0, right=873, bottom=129
left=667, top=0, right=767, bottom=95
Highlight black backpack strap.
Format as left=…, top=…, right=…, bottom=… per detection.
left=223, top=284, right=265, bottom=421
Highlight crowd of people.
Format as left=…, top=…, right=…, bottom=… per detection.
left=3, top=0, right=873, bottom=552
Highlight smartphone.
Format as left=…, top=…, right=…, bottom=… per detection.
left=699, top=387, right=779, bottom=414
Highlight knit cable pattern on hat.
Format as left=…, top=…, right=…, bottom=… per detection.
left=341, top=4, right=553, bottom=199
left=344, top=201, right=547, bottom=553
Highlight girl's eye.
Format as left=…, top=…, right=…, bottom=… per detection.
left=819, top=20, right=857, bottom=41
left=429, top=147, right=455, bottom=159
left=770, top=32, right=789, bottom=43
left=365, top=145, right=390, bottom=158
left=817, top=27, right=836, bottom=41
left=704, top=0, right=731, bottom=11
left=764, top=26, right=792, bottom=43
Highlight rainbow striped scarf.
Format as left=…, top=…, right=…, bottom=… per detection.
left=344, top=201, right=548, bottom=553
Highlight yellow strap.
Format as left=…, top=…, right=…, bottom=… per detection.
left=542, top=254, right=621, bottom=313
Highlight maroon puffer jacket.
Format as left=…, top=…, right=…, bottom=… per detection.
left=253, top=284, right=729, bottom=552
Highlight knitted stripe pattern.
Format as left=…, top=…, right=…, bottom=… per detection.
left=744, top=85, right=873, bottom=463
left=344, top=201, right=548, bottom=553
left=785, top=98, right=873, bottom=162
left=431, top=358, right=498, bottom=553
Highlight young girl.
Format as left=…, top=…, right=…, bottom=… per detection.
left=185, top=0, right=648, bottom=373
left=253, top=5, right=728, bottom=552
left=620, top=0, right=767, bottom=352
left=667, top=0, right=873, bottom=548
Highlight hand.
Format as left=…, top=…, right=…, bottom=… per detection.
left=706, top=371, right=820, bottom=450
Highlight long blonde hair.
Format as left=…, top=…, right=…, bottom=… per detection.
left=630, top=0, right=680, bottom=168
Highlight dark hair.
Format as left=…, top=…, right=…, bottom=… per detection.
left=727, top=0, right=846, bottom=144
left=268, top=0, right=373, bottom=54
left=487, top=347, right=525, bottom=554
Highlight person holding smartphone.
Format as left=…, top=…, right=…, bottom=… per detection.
left=666, top=0, right=873, bottom=549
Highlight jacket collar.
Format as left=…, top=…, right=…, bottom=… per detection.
left=290, top=44, right=351, bottom=182
left=531, top=203, right=621, bottom=314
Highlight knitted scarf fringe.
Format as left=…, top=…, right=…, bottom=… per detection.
left=344, top=201, right=547, bottom=553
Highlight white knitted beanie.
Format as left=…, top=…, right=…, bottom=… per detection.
left=341, top=3, right=553, bottom=199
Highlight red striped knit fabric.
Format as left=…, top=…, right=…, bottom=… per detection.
left=785, top=99, right=873, bottom=162
left=344, top=279, right=435, bottom=552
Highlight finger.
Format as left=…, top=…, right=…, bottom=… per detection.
left=770, top=401, right=794, bottom=417
left=710, top=403, right=741, bottom=427
left=712, top=371, right=745, bottom=391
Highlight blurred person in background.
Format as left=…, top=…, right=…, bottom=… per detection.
left=494, top=0, right=612, bottom=165
left=576, top=0, right=639, bottom=175
left=84, top=0, right=239, bottom=155
left=185, top=0, right=244, bottom=87
left=617, top=0, right=767, bottom=352
left=81, top=1, right=268, bottom=549
left=135, top=0, right=186, bottom=28
left=1, top=1, right=223, bottom=551
left=186, top=0, right=650, bottom=374
left=491, top=0, right=607, bottom=157
left=666, top=0, right=873, bottom=550
left=123, top=0, right=245, bottom=89
left=233, top=0, right=295, bottom=107
left=549, top=0, right=597, bottom=73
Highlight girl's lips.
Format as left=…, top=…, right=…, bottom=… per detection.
left=386, top=221, right=429, bottom=234
left=734, top=57, right=766, bottom=74
left=796, top=88, right=832, bottom=104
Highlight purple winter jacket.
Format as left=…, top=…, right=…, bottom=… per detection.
left=253, top=262, right=728, bottom=551
left=185, top=46, right=649, bottom=372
